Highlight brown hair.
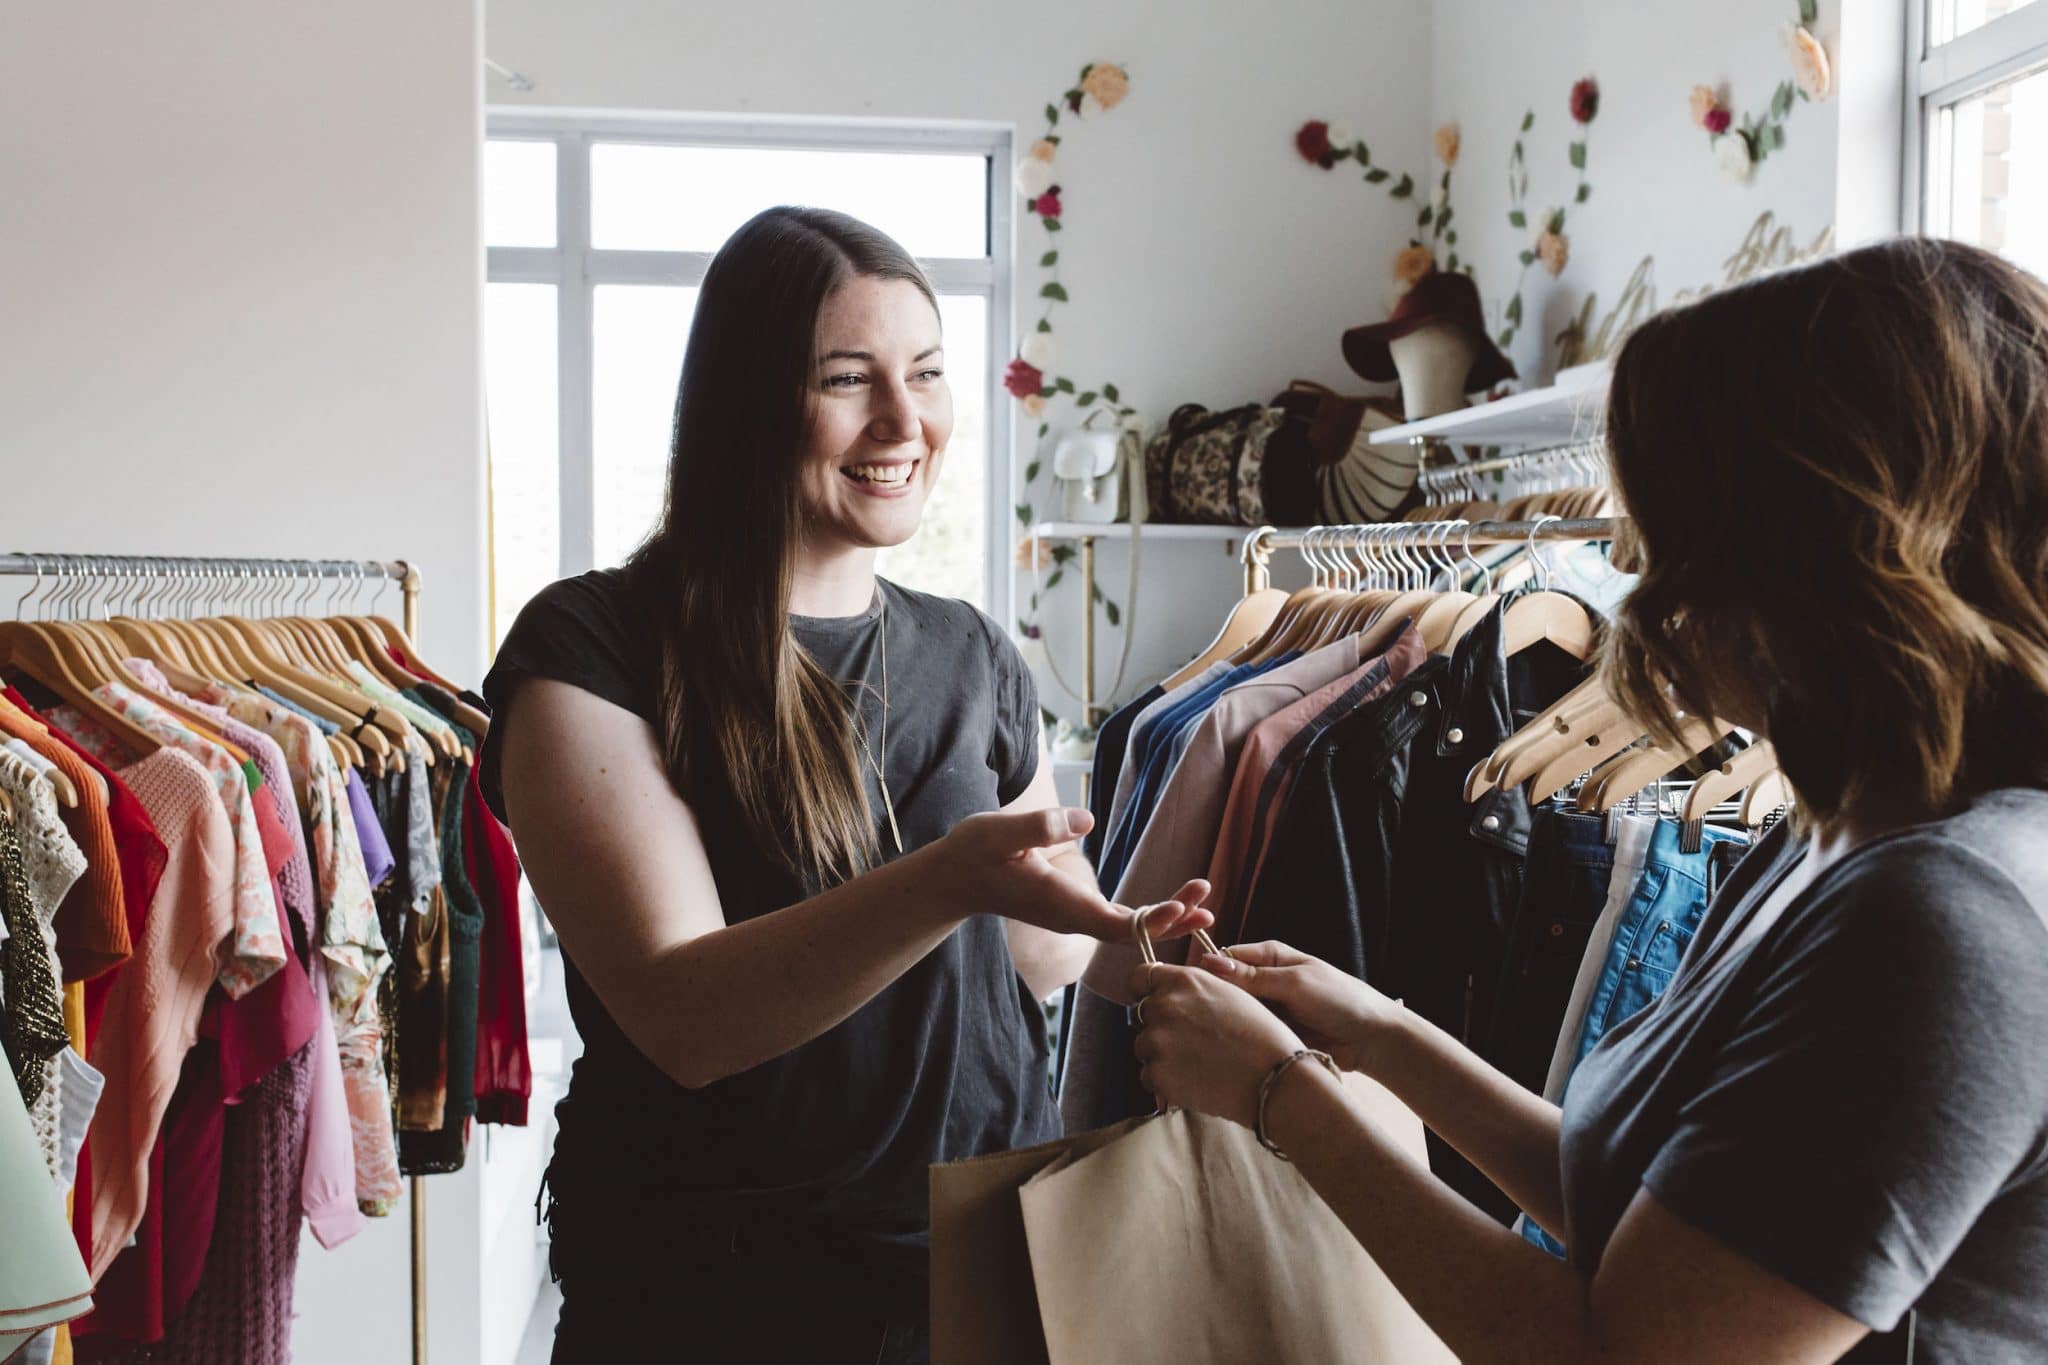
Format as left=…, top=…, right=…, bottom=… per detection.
left=1601, top=237, right=2048, bottom=836
left=621, top=206, right=939, bottom=888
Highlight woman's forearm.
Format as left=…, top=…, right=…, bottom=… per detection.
left=607, top=842, right=967, bottom=1088
left=1265, top=1062, right=1593, bottom=1364
left=1007, top=847, right=1105, bottom=1001
left=1361, top=1006, right=1568, bottom=1234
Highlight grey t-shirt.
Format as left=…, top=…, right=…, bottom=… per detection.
left=1559, top=788, right=2048, bottom=1362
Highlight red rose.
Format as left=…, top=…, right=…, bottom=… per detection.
left=1570, top=77, right=1600, bottom=124
left=1004, top=358, right=1045, bottom=399
left=1034, top=188, right=1063, bottom=220
left=1296, top=120, right=1335, bottom=168
left=1704, top=107, right=1732, bottom=135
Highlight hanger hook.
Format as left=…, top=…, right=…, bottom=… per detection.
left=13, top=555, right=42, bottom=620
left=1527, top=514, right=1561, bottom=592
left=1458, top=519, right=1491, bottom=594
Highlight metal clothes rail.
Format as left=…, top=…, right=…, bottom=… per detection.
left=1240, top=518, right=1625, bottom=593
left=0, top=553, right=433, bottom=1365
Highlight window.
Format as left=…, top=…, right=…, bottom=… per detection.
left=483, top=116, right=1014, bottom=645
left=1911, top=0, right=2048, bottom=277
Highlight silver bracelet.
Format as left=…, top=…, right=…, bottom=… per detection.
left=1255, top=1048, right=1341, bottom=1161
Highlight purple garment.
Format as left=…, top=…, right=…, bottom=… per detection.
left=344, top=770, right=395, bottom=891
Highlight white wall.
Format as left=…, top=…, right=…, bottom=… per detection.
left=0, top=5, right=489, bottom=1364
left=1425, top=0, right=1868, bottom=388
left=0, top=2, right=489, bottom=683
left=488, top=0, right=1436, bottom=732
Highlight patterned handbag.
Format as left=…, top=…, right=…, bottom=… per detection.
left=1142, top=403, right=1289, bottom=525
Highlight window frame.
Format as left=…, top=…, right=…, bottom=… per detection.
left=485, top=110, right=1016, bottom=614
left=1906, top=0, right=2048, bottom=232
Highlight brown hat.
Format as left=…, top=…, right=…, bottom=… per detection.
left=1342, top=270, right=1518, bottom=394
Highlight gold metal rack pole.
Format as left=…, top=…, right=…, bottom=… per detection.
left=398, top=561, right=429, bottom=1365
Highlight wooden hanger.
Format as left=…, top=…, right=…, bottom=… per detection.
left=1682, top=741, right=1780, bottom=825
left=1, top=739, right=80, bottom=809
left=1575, top=716, right=1734, bottom=814
left=50, top=620, right=255, bottom=762
left=0, top=624, right=163, bottom=758
left=193, top=617, right=398, bottom=772
left=1161, top=589, right=1287, bottom=691
left=1524, top=707, right=1649, bottom=806
left=1462, top=675, right=1612, bottom=802
left=1739, top=769, right=1791, bottom=827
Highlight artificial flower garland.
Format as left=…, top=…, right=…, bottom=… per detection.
left=1006, top=62, right=1137, bottom=641
left=1296, top=76, right=1601, bottom=361
left=1690, top=0, right=1832, bottom=184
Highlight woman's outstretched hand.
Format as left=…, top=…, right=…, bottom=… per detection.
left=933, top=808, right=1214, bottom=943
left=1189, top=940, right=1400, bottom=1074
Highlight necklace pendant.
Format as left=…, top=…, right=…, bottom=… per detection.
left=880, top=781, right=904, bottom=855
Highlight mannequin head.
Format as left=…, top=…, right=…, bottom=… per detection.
left=1389, top=320, right=1483, bottom=420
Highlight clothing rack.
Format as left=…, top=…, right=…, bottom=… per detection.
left=1415, top=440, right=1608, bottom=507
left=1240, top=517, right=1625, bottom=594
left=0, top=553, right=434, bottom=1365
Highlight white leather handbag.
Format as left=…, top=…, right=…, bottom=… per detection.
left=1052, top=427, right=1146, bottom=526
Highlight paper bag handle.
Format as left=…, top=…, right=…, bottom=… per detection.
left=1130, top=911, right=1223, bottom=968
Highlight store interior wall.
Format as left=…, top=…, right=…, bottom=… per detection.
left=2, top=2, right=1902, bottom=1362
left=1, top=4, right=490, bottom=1364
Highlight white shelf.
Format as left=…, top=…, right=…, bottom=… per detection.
left=1367, top=363, right=1610, bottom=449
left=1029, top=522, right=1290, bottom=541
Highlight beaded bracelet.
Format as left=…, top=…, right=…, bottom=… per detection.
left=1255, top=1048, right=1342, bottom=1161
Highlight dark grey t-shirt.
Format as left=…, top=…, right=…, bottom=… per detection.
left=1560, top=788, right=2048, bottom=1361
left=478, top=568, right=1058, bottom=1309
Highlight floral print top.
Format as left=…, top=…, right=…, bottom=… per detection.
left=52, top=684, right=285, bottom=999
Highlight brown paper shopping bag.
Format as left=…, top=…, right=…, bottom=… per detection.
left=1018, top=1071, right=1456, bottom=1364
left=929, top=1113, right=1149, bottom=1364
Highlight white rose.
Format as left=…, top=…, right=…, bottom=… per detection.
left=1715, top=131, right=1753, bottom=184
left=1327, top=122, right=1354, bottom=153
left=1020, top=332, right=1058, bottom=371
left=1014, top=157, right=1056, bottom=199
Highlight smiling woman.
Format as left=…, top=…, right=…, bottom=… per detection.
left=477, top=206, right=1214, bottom=1361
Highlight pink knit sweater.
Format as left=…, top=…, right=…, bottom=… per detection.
left=85, top=749, right=235, bottom=1281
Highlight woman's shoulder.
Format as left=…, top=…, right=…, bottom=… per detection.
left=1816, top=788, right=2048, bottom=941
left=484, top=567, right=657, bottom=723
left=1771, top=789, right=2048, bottom=1035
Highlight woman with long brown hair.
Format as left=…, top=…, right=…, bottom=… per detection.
left=1131, top=238, right=2048, bottom=1362
left=480, top=206, right=1210, bottom=1362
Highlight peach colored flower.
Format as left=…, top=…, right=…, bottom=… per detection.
left=1023, top=393, right=1047, bottom=418
left=1015, top=534, right=1054, bottom=570
left=1030, top=138, right=1057, bottom=163
left=1791, top=26, right=1832, bottom=101
left=1689, top=84, right=1721, bottom=130
left=1434, top=122, right=1461, bottom=167
left=1394, top=244, right=1437, bottom=289
left=1536, top=228, right=1569, bottom=277
left=1080, top=63, right=1129, bottom=113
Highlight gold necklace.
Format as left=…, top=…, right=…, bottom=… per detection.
left=851, top=593, right=904, bottom=854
